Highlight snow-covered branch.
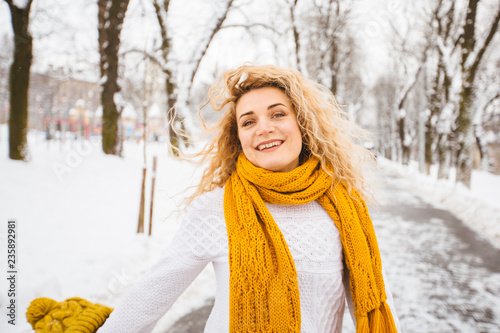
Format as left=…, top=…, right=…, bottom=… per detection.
left=4, top=0, right=33, bottom=10
left=468, top=5, right=500, bottom=76
left=187, top=0, right=234, bottom=93
left=121, top=49, right=166, bottom=70
left=220, top=23, right=279, bottom=35
left=152, top=0, right=170, bottom=68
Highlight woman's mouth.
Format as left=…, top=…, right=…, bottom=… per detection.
left=257, top=140, right=283, bottom=151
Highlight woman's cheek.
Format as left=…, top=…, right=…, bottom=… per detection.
left=239, top=131, right=251, bottom=150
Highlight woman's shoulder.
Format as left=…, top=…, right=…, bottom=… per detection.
left=188, top=186, right=225, bottom=214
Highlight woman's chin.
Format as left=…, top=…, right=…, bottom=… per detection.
left=255, top=159, right=299, bottom=173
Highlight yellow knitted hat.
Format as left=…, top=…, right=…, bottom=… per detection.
left=26, top=297, right=113, bottom=333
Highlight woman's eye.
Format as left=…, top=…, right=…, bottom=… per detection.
left=274, top=113, right=285, bottom=118
left=242, top=120, right=254, bottom=127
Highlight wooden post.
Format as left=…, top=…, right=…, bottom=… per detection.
left=137, top=167, right=147, bottom=233
left=148, top=156, right=157, bottom=236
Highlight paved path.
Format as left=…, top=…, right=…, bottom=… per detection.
left=374, top=172, right=500, bottom=333
left=167, top=299, right=214, bottom=333
left=166, top=172, right=500, bottom=333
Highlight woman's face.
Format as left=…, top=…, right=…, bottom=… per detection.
left=236, top=87, right=302, bottom=172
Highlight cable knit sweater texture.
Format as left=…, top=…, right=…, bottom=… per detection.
left=97, top=187, right=398, bottom=333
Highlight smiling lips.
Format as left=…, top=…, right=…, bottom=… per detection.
left=257, top=140, right=283, bottom=151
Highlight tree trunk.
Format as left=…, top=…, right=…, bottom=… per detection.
left=425, top=61, right=443, bottom=174
left=437, top=132, right=450, bottom=179
left=454, top=0, right=477, bottom=187
left=454, top=0, right=499, bottom=186
left=398, top=110, right=408, bottom=164
left=289, top=0, right=302, bottom=71
left=98, top=0, right=130, bottom=155
left=474, top=125, right=487, bottom=170
left=153, top=0, right=181, bottom=154
left=7, top=0, right=34, bottom=161
left=166, top=81, right=180, bottom=154
left=153, top=0, right=233, bottom=154
left=329, top=41, right=338, bottom=96
left=455, top=84, right=474, bottom=186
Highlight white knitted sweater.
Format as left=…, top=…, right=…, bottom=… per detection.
left=98, top=187, right=398, bottom=333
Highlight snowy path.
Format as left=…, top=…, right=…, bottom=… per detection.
left=164, top=171, right=500, bottom=333
left=372, top=172, right=500, bottom=333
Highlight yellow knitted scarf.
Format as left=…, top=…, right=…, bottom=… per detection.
left=224, top=153, right=397, bottom=332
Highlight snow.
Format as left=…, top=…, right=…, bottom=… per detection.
left=1, top=125, right=499, bottom=332
left=12, top=0, right=30, bottom=9
left=75, top=99, right=85, bottom=108
left=0, top=0, right=499, bottom=328
left=377, top=156, right=500, bottom=248
left=95, top=105, right=103, bottom=117
left=0, top=125, right=210, bottom=332
left=148, top=103, right=162, bottom=118
left=121, top=103, right=137, bottom=119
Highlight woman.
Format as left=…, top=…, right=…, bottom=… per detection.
left=98, top=65, right=399, bottom=332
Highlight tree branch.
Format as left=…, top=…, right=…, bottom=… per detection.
left=483, top=92, right=500, bottom=111
left=121, top=49, right=165, bottom=69
left=469, top=5, right=500, bottom=76
left=220, top=23, right=280, bottom=35
left=398, top=63, right=423, bottom=110
left=5, top=0, right=34, bottom=11
left=188, top=0, right=234, bottom=88
left=153, top=0, right=170, bottom=69
left=25, top=0, right=34, bottom=12
left=289, top=0, right=301, bottom=70
left=397, top=38, right=430, bottom=110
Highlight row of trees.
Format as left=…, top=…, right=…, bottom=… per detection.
left=263, top=0, right=499, bottom=186
left=4, top=0, right=236, bottom=159
left=373, top=0, right=499, bottom=186
left=3, top=0, right=499, bottom=188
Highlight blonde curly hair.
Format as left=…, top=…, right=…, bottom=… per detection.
left=182, top=64, right=374, bottom=205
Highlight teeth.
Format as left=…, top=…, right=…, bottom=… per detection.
left=258, top=141, right=282, bottom=151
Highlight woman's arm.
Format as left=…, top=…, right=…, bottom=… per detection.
left=343, top=262, right=401, bottom=331
left=97, top=249, right=208, bottom=333
left=97, top=201, right=224, bottom=333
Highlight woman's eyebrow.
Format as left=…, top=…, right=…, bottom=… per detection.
left=238, top=103, right=288, bottom=120
left=267, top=103, right=286, bottom=110
left=238, top=111, right=254, bottom=120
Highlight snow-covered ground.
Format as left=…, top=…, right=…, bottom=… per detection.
left=0, top=129, right=215, bottom=332
left=0, top=128, right=499, bottom=332
left=376, top=157, right=500, bottom=248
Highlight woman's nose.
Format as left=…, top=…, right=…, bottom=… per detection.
left=256, top=119, right=275, bottom=135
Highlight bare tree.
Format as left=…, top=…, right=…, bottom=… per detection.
left=151, top=0, right=234, bottom=154
left=474, top=58, right=500, bottom=169
left=187, top=0, right=235, bottom=97
left=287, top=0, right=303, bottom=72
left=283, top=0, right=366, bottom=127
left=386, top=4, right=430, bottom=164
left=98, top=0, right=131, bottom=156
left=5, top=0, right=34, bottom=160
left=454, top=0, right=500, bottom=186
left=373, top=74, right=398, bottom=159
left=409, top=0, right=500, bottom=184
left=424, top=0, right=459, bottom=178
left=301, top=0, right=355, bottom=94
